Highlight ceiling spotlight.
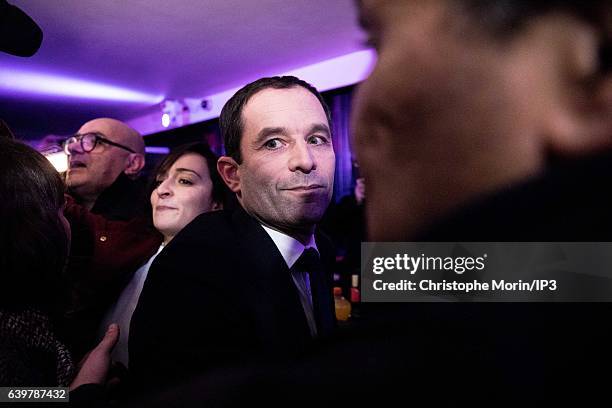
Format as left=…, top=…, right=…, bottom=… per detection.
left=160, top=99, right=187, bottom=129
left=161, top=113, right=170, bottom=128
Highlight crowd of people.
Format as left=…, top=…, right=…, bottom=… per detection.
left=1, top=0, right=612, bottom=405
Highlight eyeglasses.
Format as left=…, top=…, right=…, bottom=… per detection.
left=63, top=132, right=136, bottom=155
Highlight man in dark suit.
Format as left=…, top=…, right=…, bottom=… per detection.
left=120, top=2, right=612, bottom=405
left=346, top=0, right=612, bottom=403
left=129, top=76, right=337, bottom=390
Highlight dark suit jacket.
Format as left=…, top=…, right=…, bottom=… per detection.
left=119, top=151, right=612, bottom=407
left=129, top=205, right=335, bottom=390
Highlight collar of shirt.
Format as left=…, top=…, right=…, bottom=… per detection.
left=261, top=224, right=318, bottom=268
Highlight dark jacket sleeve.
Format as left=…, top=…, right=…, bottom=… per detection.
left=128, top=215, right=257, bottom=391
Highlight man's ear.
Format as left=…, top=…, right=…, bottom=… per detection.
left=217, top=156, right=241, bottom=194
left=124, top=153, right=145, bottom=176
left=543, top=21, right=612, bottom=156
left=544, top=77, right=612, bottom=156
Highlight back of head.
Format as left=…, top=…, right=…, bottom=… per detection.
left=219, top=76, right=332, bottom=163
left=0, top=138, right=69, bottom=313
left=459, top=1, right=610, bottom=35
left=461, top=1, right=611, bottom=72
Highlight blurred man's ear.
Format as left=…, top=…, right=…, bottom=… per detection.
left=544, top=19, right=612, bottom=156
left=217, top=156, right=241, bottom=194
left=124, top=153, right=145, bottom=176
left=545, top=77, right=612, bottom=156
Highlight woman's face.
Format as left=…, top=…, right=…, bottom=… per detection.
left=151, top=152, right=219, bottom=243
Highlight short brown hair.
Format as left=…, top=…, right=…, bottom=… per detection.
left=219, top=76, right=332, bottom=163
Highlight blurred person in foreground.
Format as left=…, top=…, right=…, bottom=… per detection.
left=353, top=0, right=612, bottom=402
left=0, top=135, right=117, bottom=394
left=353, top=0, right=612, bottom=242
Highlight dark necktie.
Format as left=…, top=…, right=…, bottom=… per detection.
left=294, top=248, right=334, bottom=337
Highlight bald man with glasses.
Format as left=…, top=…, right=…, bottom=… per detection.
left=64, top=118, right=145, bottom=211
left=62, top=118, right=161, bottom=359
left=65, top=132, right=136, bottom=154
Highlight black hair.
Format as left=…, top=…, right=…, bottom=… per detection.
left=0, top=137, right=69, bottom=314
left=151, top=142, right=230, bottom=207
left=219, top=76, right=332, bottom=163
left=460, top=1, right=607, bottom=30
left=459, top=0, right=611, bottom=72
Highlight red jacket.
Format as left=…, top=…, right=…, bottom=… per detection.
left=63, top=188, right=162, bottom=357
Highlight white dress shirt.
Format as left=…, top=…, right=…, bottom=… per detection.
left=261, top=225, right=319, bottom=337
left=98, top=243, right=165, bottom=367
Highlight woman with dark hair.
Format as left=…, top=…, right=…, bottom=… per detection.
left=0, top=136, right=74, bottom=386
left=98, top=142, right=228, bottom=368
left=0, top=136, right=118, bottom=389
left=149, top=142, right=227, bottom=244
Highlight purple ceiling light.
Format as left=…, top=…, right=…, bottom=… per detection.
left=130, top=50, right=377, bottom=136
left=0, top=68, right=163, bottom=103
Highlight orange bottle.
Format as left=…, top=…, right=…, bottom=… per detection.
left=334, top=287, right=351, bottom=321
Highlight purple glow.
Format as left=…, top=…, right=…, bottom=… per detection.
left=145, top=146, right=170, bottom=154
left=0, top=69, right=163, bottom=103
left=284, top=49, right=376, bottom=92
left=132, top=50, right=377, bottom=136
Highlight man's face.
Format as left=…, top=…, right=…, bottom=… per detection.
left=65, top=119, right=131, bottom=200
left=352, top=0, right=595, bottom=239
left=236, top=86, right=335, bottom=234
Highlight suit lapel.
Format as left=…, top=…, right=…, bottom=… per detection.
left=230, top=207, right=312, bottom=345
